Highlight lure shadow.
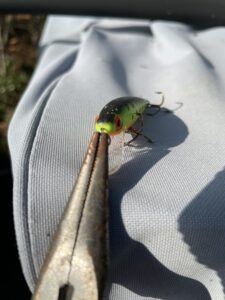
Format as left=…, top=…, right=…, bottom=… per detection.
left=179, top=167, right=225, bottom=295
left=105, top=111, right=211, bottom=299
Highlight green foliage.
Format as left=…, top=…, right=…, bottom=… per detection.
left=0, top=61, right=30, bottom=120
left=0, top=15, right=45, bottom=155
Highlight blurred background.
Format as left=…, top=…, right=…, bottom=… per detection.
left=0, top=15, right=45, bottom=299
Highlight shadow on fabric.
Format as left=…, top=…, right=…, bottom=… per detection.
left=179, top=167, right=225, bottom=295
left=105, top=110, right=211, bottom=299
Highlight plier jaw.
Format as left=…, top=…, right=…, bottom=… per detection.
left=32, top=132, right=109, bottom=300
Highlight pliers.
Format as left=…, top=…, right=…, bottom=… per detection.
left=32, top=132, right=109, bottom=300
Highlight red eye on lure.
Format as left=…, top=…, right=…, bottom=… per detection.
left=115, top=116, right=122, bottom=129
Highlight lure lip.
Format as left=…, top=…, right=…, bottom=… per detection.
left=96, top=121, right=123, bottom=136
left=95, top=121, right=115, bottom=135
left=100, top=128, right=108, bottom=134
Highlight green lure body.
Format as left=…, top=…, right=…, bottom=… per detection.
left=95, top=97, right=149, bottom=135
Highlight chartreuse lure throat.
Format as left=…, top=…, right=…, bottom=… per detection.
left=95, top=94, right=165, bottom=145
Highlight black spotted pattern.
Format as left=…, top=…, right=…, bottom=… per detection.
left=98, top=97, right=149, bottom=123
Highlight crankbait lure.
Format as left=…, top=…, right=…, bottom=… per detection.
left=95, top=93, right=165, bottom=174
left=95, top=93, right=164, bottom=145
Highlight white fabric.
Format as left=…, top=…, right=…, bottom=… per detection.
left=8, top=16, right=225, bottom=299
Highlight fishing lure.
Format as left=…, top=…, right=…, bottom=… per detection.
left=95, top=92, right=164, bottom=145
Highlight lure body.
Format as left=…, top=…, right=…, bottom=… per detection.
left=95, top=97, right=149, bottom=135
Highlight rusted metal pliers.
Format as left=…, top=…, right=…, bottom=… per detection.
left=32, top=132, right=109, bottom=300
